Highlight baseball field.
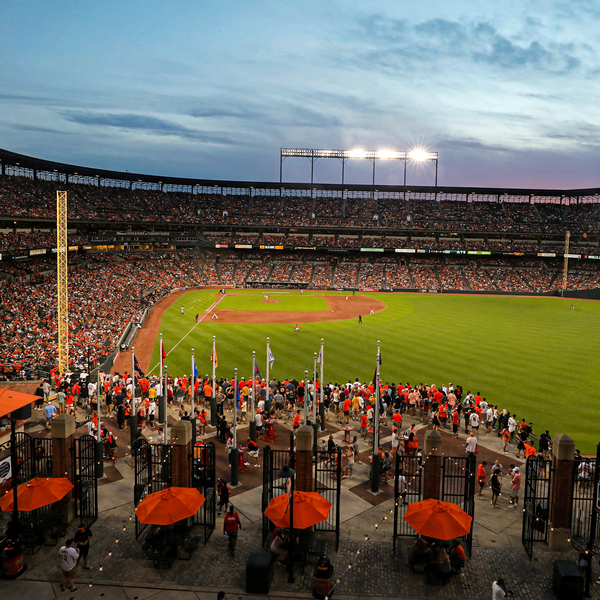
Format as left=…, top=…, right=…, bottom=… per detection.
left=146, top=289, right=600, bottom=453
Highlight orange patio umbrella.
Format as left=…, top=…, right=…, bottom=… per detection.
left=403, top=498, right=472, bottom=540
left=0, top=477, right=74, bottom=512
left=135, top=487, right=205, bottom=525
left=264, top=491, right=332, bottom=529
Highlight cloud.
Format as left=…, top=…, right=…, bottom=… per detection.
left=356, top=15, right=584, bottom=74
left=189, top=100, right=341, bottom=129
left=10, top=124, right=75, bottom=135
left=59, top=111, right=234, bottom=144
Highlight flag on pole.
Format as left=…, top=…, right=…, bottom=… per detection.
left=193, top=359, right=198, bottom=379
left=253, top=358, right=263, bottom=380
left=317, top=350, right=322, bottom=364
left=211, top=348, right=218, bottom=369
left=161, top=341, right=167, bottom=360
left=133, top=355, right=145, bottom=378
left=268, top=347, right=275, bottom=369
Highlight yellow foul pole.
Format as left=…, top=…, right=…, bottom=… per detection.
left=57, top=190, right=69, bottom=375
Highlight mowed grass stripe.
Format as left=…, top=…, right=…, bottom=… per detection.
left=147, top=291, right=600, bottom=452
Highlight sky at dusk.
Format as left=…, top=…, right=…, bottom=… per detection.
left=2, top=1, right=600, bottom=189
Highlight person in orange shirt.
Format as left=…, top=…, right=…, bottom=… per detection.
left=502, top=428, right=511, bottom=455
left=524, top=441, right=537, bottom=459
left=204, top=382, right=213, bottom=403
left=293, top=410, right=301, bottom=429
left=343, top=397, right=351, bottom=424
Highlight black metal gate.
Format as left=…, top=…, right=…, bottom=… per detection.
left=441, top=454, right=476, bottom=556
left=192, top=442, right=216, bottom=543
left=261, top=446, right=341, bottom=549
left=314, top=448, right=341, bottom=550
left=74, top=435, right=98, bottom=528
left=522, top=455, right=552, bottom=559
left=392, top=454, right=423, bottom=554
left=133, top=438, right=171, bottom=538
left=571, top=446, right=600, bottom=546
left=261, top=446, right=294, bottom=546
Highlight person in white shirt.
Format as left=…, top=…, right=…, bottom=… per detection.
left=492, top=578, right=507, bottom=599
left=85, top=420, right=95, bottom=437
left=255, top=410, right=263, bottom=438
left=469, top=412, right=480, bottom=437
left=58, top=539, right=79, bottom=592
left=391, top=429, right=399, bottom=454
left=465, top=432, right=478, bottom=454
left=508, top=415, right=517, bottom=441
left=486, top=407, right=494, bottom=433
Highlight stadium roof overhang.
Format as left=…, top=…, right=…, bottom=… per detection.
left=2, top=147, right=600, bottom=198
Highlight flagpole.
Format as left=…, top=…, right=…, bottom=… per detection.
left=313, top=352, right=317, bottom=423
left=319, top=338, right=325, bottom=431
left=191, top=348, right=195, bottom=417
left=304, top=369, right=308, bottom=425
left=250, top=351, right=257, bottom=442
left=95, top=360, right=103, bottom=478
left=266, top=337, right=270, bottom=413
left=212, top=336, right=217, bottom=422
left=191, top=348, right=196, bottom=447
left=164, top=364, right=168, bottom=442
left=130, top=346, right=137, bottom=446
left=371, top=340, right=381, bottom=493
left=159, top=333, right=163, bottom=420
left=210, top=337, right=217, bottom=426
left=231, top=368, right=239, bottom=486
left=233, top=369, right=238, bottom=447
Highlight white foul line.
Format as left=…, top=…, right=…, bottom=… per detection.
left=147, top=294, right=226, bottom=374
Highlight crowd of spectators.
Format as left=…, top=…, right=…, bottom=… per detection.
left=333, top=263, right=358, bottom=288
left=5, top=174, right=600, bottom=234
left=0, top=231, right=87, bottom=251
left=2, top=246, right=595, bottom=377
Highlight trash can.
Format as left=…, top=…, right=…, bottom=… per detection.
left=552, top=560, right=583, bottom=600
left=313, top=555, right=334, bottom=599
left=246, top=551, right=274, bottom=594
left=1, top=542, right=25, bottom=579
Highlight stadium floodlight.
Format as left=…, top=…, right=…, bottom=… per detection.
left=280, top=147, right=438, bottom=187
left=347, top=149, right=367, bottom=159
left=408, top=148, right=437, bottom=161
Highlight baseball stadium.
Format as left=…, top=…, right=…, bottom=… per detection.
left=0, top=143, right=599, bottom=599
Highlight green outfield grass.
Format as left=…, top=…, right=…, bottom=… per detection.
left=148, top=289, right=600, bottom=453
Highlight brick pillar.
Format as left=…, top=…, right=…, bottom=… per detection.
left=295, top=426, right=313, bottom=492
left=548, top=433, right=575, bottom=550
left=422, top=430, right=442, bottom=500
left=170, top=420, right=192, bottom=488
left=51, top=414, right=76, bottom=522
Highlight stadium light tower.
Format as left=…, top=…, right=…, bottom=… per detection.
left=279, top=147, right=438, bottom=187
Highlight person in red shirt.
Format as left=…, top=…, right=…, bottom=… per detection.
left=360, top=412, right=368, bottom=440
left=199, top=410, right=207, bottom=435
left=223, top=505, right=242, bottom=556
left=477, top=461, right=487, bottom=498
left=452, top=409, right=460, bottom=438
left=343, top=397, right=351, bottom=424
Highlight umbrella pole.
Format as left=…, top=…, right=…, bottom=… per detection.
left=10, top=418, right=19, bottom=525
left=288, top=476, right=295, bottom=583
